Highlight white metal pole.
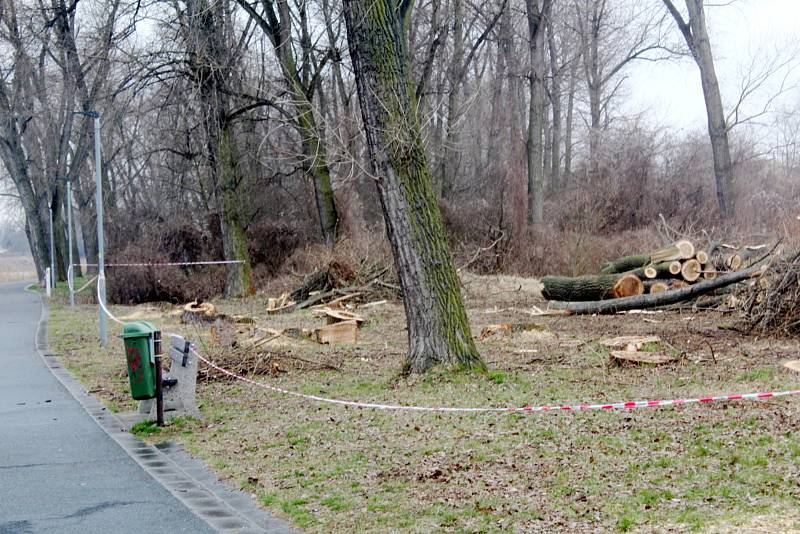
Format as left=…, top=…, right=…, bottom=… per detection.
left=67, top=179, right=74, bottom=308
left=94, top=114, right=107, bottom=345
left=49, top=202, right=55, bottom=290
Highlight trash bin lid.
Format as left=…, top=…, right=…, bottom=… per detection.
left=121, top=321, right=157, bottom=339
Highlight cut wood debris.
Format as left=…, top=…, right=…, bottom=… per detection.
left=478, top=323, right=548, bottom=340
left=739, top=250, right=800, bottom=336
left=312, top=293, right=362, bottom=309
left=266, top=265, right=398, bottom=315
left=313, top=320, right=359, bottom=345
left=610, top=350, right=680, bottom=366
left=312, top=307, right=365, bottom=325
left=182, top=301, right=255, bottom=325
left=542, top=238, right=776, bottom=315
left=267, top=292, right=296, bottom=314
left=600, top=335, right=662, bottom=349
left=182, top=300, right=217, bottom=322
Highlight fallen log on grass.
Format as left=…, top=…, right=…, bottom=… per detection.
left=542, top=273, right=644, bottom=301
left=546, top=264, right=764, bottom=315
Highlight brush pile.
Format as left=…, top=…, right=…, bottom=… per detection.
left=198, top=343, right=342, bottom=381
left=739, top=250, right=800, bottom=336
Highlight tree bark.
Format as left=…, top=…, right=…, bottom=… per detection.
left=525, top=0, right=551, bottom=225
left=542, top=273, right=644, bottom=301
left=662, top=0, right=734, bottom=218
left=218, top=129, right=253, bottom=297
left=547, top=18, right=562, bottom=193
left=185, top=0, right=253, bottom=297
left=342, top=0, right=484, bottom=374
left=599, top=254, right=652, bottom=275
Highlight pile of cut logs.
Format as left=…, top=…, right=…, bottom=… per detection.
left=542, top=240, right=767, bottom=302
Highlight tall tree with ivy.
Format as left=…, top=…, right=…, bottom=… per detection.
left=342, top=0, right=484, bottom=374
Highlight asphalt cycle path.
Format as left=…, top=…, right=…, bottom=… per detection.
left=0, top=281, right=215, bottom=533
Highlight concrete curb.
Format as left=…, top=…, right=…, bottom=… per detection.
left=32, top=293, right=300, bottom=534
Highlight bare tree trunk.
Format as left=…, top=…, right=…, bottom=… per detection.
left=297, top=101, right=339, bottom=248
left=498, top=5, right=527, bottom=236
left=547, top=19, right=562, bottom=193
left=217, top=129, right=253, bottom=297
left=185, top=0, right=253, bottom=297
left=440, top=0, right=464, bottom=200
left=342, top=0, right=484, bottom=374
left=0, top=148, right=49, bottom=278
left=543, top=99, right=552, bottom=189
left=235, top=0, right=339, bottom=247
left=564, top=54, right=578, bottom=182
left=575, top=0, right=604, bottom=172
left=662, top=0, right=734, bottom=218
left=525, top=0, right=551, bottom=225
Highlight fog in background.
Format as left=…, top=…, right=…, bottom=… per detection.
left=627, top=0, right=799, bottom=136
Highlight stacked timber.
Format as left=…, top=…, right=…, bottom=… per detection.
left=542, top=240, right=768, bottom=302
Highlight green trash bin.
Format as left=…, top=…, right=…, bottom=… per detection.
left=122, top=321, right=158, bottom=400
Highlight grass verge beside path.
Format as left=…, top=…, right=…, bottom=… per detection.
left=47, top=291, right=800, bottom=533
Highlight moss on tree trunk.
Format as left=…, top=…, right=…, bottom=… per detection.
left=186, top=0, right=253, bottom=298
left=218, top=129, right=253, bottom=297
left=343, top=0, right=484, bottom=374
left=297, top=103, right=338, bottom=248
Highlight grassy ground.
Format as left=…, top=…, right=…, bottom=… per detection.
left=45, top=274, right=800, bottom=533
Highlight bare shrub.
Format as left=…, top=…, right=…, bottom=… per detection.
left=246, top=220, right=305, bottom=287
left=106, top=221, right=225, bottom=304
left=740, top=251, right=800, bottom=336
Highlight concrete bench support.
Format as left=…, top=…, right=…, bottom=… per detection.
left=139, top=334, right=200, bottom=419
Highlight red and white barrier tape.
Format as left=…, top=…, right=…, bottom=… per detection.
left=191, top=348, right=800, bottom=414
left=97, top=279, right=125, bottom=325
left=72, top=275, right=98, bottom=294
left=80, top=260, right=244, bottom=268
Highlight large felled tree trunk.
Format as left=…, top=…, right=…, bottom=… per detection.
left=662, top=0, right=734, bottom=218
left=342, top=0, right=484, bottom=374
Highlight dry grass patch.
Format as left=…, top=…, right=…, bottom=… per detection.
left=47, top=278, right=800, bottom=533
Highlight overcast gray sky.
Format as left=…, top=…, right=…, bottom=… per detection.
left=626, top=0, right=800, bottom=134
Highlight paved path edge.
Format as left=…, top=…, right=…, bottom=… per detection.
left=31, top=292, right=299, bottom=534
